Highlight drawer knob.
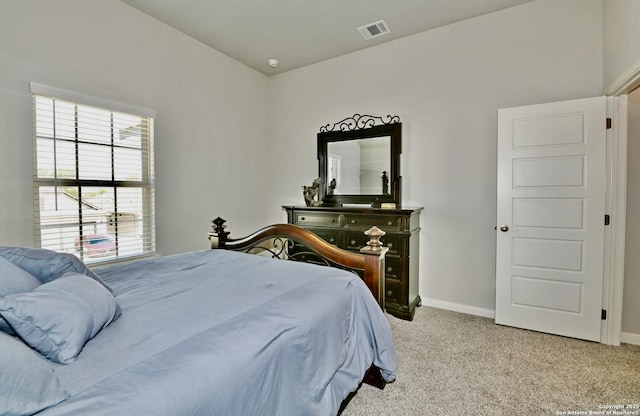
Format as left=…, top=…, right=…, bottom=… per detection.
left=387, top=221, right=393, bottom=226
left=350, top=219, right=356, bottom=224
left=387, top=290, right=393, bottom=296
left=350, top=240, right=356, bottom=245
left=329, top=238, right=335, bottom=243
left=387, top=243, right=393, bottom=248
left=330, top=218, right=335, bottom=222
left=387, top=266, right=393, bottom=272
left=300, top=217, right=306, bottom=221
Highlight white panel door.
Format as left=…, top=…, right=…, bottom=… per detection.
left=496, top=97, right=606, bottom=342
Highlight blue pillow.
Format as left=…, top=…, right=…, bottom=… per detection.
left=0, top=256, right=42, bottom=335
left=0, top=331, right=70, bottom=415
left=0, top=246, right=113, bottom=294
left=0, top=273, right=122, bottom=364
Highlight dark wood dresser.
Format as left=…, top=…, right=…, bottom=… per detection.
left=283, top=205, right=423, bottom=320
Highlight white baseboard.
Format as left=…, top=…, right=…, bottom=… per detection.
left=421, top=297, right=495, bottom=319
left=421, top=298, right=640, bottom=346
left=621, top=331, right=640, bottom=346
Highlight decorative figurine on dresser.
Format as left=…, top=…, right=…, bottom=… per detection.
left=283, top=114, right=423, bottom=320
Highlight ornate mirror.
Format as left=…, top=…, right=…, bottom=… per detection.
left=317, top=114, right=401, bottom=207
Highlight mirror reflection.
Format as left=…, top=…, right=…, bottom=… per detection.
left=317, top=115, right=401, bottom=206
left=326, top=136, right=391, bottom=195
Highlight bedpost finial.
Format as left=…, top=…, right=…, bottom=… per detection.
left=211, top=217, right=230, bottom=240
left=363, top=226, right=386, bottom=252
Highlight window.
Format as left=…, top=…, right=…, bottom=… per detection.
left=31, top=83, right=155, bottom=263
left=328, top=154, right=341, bottom=194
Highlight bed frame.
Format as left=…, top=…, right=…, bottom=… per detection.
left=208, top=217, right=389, bottom=308
left=208, top=217, right=390, bottom=389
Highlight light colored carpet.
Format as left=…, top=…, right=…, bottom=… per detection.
left=341, top=307, right=640, bottom=416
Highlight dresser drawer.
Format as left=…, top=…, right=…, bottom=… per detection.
left=385, top=278, right=403, bottom=305
left=304, top=228, right=340, bottom=246
left=345, top=230, right=400, bottom=255
left=384, top=257, right=402, bottom=280
left=343, top=213, right=403, bottom=231
left=292, top=212, right=341, bottom=228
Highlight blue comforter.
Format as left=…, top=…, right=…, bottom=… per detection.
left=37, top=250, right=397, bottom=416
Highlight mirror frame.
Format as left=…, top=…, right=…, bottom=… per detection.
left=317, top=115, right=401, bottom=207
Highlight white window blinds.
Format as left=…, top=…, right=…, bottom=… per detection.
left=31, top=83, right=156, bottom=263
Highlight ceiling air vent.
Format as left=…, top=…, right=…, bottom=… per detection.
left=358, top=20, right=390, bottom=40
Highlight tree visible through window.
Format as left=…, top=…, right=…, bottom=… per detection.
left=32, top=88, right=155, bottom=263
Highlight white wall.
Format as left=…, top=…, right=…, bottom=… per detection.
left=266, top=0, right=603, bottom=314
left=0, top=0, right=270, bottom=254
left=603, top=0, right=640, bottom=90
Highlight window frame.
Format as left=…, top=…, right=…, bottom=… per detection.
left=31, top=83, right=156, bottom=264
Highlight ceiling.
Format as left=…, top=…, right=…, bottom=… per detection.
left=119, top=0, right=533, bottom=75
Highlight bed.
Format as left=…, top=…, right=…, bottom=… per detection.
left=0, top=220, right=397, bottom=416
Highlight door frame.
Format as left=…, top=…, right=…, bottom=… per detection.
left=602, top=96, right=627, bottom=346
left=601, top=60, right=640, bottom=346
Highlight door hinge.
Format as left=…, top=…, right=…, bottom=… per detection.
left=602, top=309, right=607, bottom=320
left=605, top=214, right=610, bottom=226
left=606, top=118, right=612, bottom=129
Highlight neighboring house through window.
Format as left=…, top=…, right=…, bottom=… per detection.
left=31, top=83, right=156, bottom=263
